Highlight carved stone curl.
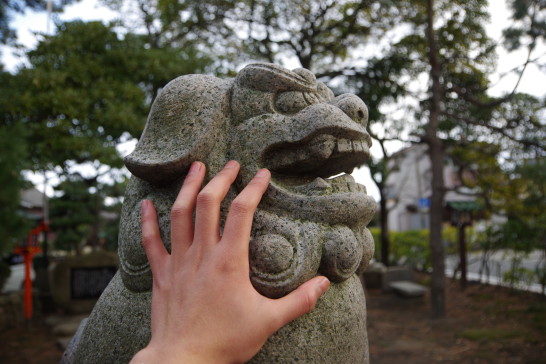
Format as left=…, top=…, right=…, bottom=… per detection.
left=65, top=63, right=376, bottom=364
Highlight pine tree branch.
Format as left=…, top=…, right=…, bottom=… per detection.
left=442, top=110, right=545, bottom=150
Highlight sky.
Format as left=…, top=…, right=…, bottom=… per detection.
left=2, top=0, right=545, bottom=200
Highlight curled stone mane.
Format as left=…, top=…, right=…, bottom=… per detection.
left=64, top=63, right=376, bottom=364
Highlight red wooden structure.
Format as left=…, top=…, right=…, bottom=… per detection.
left=13, top=221, right=48, bottom=320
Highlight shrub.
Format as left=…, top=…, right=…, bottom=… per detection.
left=369, top=228, right=430, bottom=270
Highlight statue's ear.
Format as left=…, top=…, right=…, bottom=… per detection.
left=124, top=74, right=230, bottom=185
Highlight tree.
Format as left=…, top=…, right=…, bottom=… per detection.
left=0, top=67, right=32, bottom=255
left=230, top=0, right=374, bottom=70
left=0, top=19, right=211, bottom=254
left=419, top=0, right=544, bottom=315
left=0, top=122, right=30, bottom=253
left=49, top=171, right=126, bottom=253
left=1, top=2, right=84, bottom=257
left=101, top=0, right=236, bottom=78
left=7, top=19, right=210, bottom=171
left=19, top=21, right=153, bottom=170
left=504, top=0, right=546, bottom=54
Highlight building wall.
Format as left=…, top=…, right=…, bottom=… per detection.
left=386, top=145, right=430, bottom=232
left=385, top=144, right=475, bottom=232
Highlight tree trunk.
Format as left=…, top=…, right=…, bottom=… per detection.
left=458, top=223, right=467, bottom=290
left=426, top=0, right=446, bottom=318
left=379, top=188, right=390, bottom=266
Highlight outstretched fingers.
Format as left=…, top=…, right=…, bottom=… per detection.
left=221, top=169, right=271, bottom=258
left=141, top=200, right=168, bottom=277
left=170, top=161, right=206, bottom=258
left=193, top=161, right=240, bottom=248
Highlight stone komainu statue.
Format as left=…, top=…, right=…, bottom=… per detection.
left=65, top=63, right=376, bottom=363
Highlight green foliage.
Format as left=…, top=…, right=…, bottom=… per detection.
left=0, top=121, right=31, bottom=253
left=370, top=228, right=431, bottom=269
left=449, top=141, right=545, bottom=260
left=503, top=266, right=537, bottom=290
left=482, top=157, right=546, bottom=253
left=225, top=0, right=401, bottom=71
left=370, top=225, right=495, bottom=271
left=101, top=0, right=235, bottom=73
left=503, top=0, right=546, bottom=51
left=442, top=225, right=489, bottom=255
left=2, top=20, right=212, bottom=173
left=50, top=175, right=95, bottom=252
left=391, top=229, right=431, bottom=270
left=394, top=0, right=499, bottom=143
left=49, top=172, right=125, bottom=253
left=0, top=19, right=211, bottom=255
left=17, top=21, right=161, bottom=170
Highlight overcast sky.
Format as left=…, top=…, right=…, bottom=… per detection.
left=3, top=0, right=545, bottom=200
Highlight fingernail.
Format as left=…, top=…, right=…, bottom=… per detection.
left=188, top=161, right=202, bottom=175
left=141, top=200, right=149, bottom=215
left=225, top=160, right=239, bottom=169
left=255, top=168, right=269, bottom=177
left=317, top=277, right=330, bottom=294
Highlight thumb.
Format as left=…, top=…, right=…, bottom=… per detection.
left=272, top=276, right=330, bottom=328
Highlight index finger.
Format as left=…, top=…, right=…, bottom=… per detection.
left=220, top=169, right=271, bottom=259
left=141, top=200, right=168, bottom=276
left=170, top=161, right=206, bottom=258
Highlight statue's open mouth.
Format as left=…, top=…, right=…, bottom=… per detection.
left=262, top=131, right=371, bottom=197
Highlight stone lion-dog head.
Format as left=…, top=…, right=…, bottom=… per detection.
left=120, top=63, right=376, bottom=298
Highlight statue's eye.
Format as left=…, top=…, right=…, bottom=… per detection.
left=275, top=91, right=318, bottom=114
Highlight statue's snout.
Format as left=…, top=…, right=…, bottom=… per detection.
left=330, top=94, right=369, bottom=127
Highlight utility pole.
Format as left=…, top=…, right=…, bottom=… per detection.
left=46, top=0, right=53, bottom=35
left=42, top=1, right=53, bottom=267
left=42, top=171, right=49, bottom=267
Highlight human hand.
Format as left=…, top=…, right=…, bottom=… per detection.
left=130, top=161, right=330, bottom=364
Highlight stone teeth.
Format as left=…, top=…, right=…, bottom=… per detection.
left=336, top=138, right=353, bottom=153
left=309, top=177, right=330, bottom=189
left=292, top=177, right=331, bottom=195
left=329, top=174, right=355, bottom=183
left=334, top=139, right=368, bottom=154
left=308, top=135, right=336, bottom=159
left=352, top=140, right=364, bottom=152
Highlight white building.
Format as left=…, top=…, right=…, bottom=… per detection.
left=385, top=144, right=477, bottom=231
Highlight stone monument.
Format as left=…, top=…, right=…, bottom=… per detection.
left=50, top=250, right=118, bottom=314
left=64, top=63, right=376, bottom=363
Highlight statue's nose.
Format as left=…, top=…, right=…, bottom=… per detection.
left=330, top=94, right=368, bottom=127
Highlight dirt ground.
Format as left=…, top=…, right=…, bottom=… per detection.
left=367, top=276, right=546, bottom=363
left=0, top=275, right=544, bottom=364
